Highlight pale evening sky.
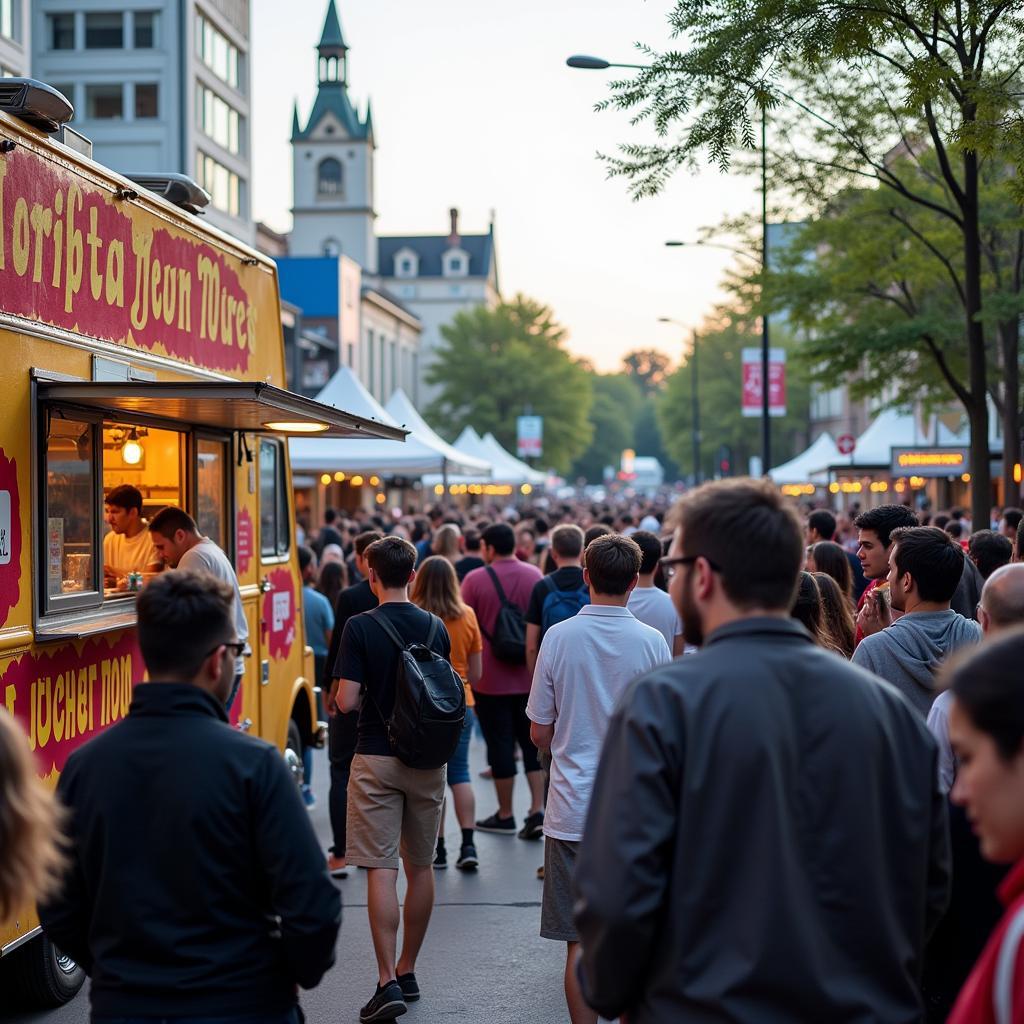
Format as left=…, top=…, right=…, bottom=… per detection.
left=250, top=0, right=760, bottom=372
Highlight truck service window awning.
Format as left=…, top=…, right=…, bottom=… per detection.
left=36, top=380, right=409, bottom=441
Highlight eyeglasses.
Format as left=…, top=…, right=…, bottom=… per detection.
left=206, top=640, right=246, bottom=659
left=659, top=555, right=722, bottom=580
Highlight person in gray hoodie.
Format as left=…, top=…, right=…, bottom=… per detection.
left=853, top=525, right=982, bottom=717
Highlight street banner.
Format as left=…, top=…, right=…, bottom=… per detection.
left=741, top=348, right=787, bottom=418
left=517, top=415, right=543, bottom=458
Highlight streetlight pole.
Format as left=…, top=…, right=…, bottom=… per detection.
left=761, top=106, right=771, bottom=477
left=658, top=317, right=700, bottom=485
left=571, top=53, right=775, bottom=477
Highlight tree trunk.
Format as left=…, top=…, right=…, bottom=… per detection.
left=962, top=146, right=992, bottom=527
left=1001, top=319, right=1021, bottom=507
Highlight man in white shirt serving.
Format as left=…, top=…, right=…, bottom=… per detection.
left=148, top=506, right=250, bottom=711
left=527, top=533, right=671, bottom=1024
left=103, top=484, right=162, bottom=588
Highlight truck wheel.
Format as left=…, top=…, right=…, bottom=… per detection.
left=9, top=934, right=85, bottom=1007
left=284, top=718, right=305, bottom=789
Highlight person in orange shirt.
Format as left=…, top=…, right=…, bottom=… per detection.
left=411, top=556, right=483, bottom=872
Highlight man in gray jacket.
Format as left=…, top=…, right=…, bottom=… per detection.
left=853, top=526, right=982, bottom=717
left=573, top=479, right=949, bottom=1024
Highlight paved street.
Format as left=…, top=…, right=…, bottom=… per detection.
left=2, top=737, right=573, bottom=1024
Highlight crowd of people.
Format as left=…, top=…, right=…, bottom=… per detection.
left=7, top=483, right=1024, bottom=1023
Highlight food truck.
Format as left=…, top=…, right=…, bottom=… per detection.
left=0, top=80, right=404, bottom=1005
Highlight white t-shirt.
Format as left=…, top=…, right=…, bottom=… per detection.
left=927, top=689, right=956, bottom=793
left=178, top=538, right=249, bottom=675
left=627, top=585, right=683, bottom=651
left=103, top=527, right=159, bottom=576
left=526, top=605, right=671, bottom=841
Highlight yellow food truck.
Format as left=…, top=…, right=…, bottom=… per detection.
left=0, top=80, right=403, bottom=1005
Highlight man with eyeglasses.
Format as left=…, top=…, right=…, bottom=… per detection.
left=573, top=478, right=949, bottom=1024
left=39, top=570, right=341, bottom=1024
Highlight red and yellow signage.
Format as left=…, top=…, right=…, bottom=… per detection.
left=0, top=147, right=258, bottom=374
left=2, top=632, right=145, bottom=778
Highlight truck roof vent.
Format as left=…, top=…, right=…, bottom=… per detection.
left=125, top=173, right=211, bottom=215
left=0, top=78, right=74, bottom=133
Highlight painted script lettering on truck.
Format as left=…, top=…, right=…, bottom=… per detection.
left=0, top=150, right=258, bottom=373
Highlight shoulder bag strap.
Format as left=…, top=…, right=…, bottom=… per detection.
left=486, top=565, right=512, bottom=607
left=995, top=901, right=1024, bottom=1024
left=368, top=607, right=406, bottom=650
left=425, top=614, right=439, bottom=648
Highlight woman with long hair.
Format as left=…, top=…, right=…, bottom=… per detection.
left=946, top=632, right=1024, bottom=1022
left=813, top=572, right=856, bottom=658
left=0, top=711, right=64, bottom=923
left=411, top=555, right=482, bottom=871
left=808, top=541, right=854, bottom=604
left=791, top=571, right=844, bottom=655
left=431, top=523, right=462, bottom=565
left=315, top=559, right=347, bottom=613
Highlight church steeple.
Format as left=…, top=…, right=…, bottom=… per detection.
left=317, top=0, right=348, bottom=85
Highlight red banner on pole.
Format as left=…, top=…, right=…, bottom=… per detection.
left=742, top=348, right=787, bottom=417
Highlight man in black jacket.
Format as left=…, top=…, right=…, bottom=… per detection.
left=39, top=570, right=341, bottom=1023
left=574, top=478, right=950, bottom=1024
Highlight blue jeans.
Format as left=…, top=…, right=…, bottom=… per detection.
left=447, top=707, right=475, bottom=786
left=94, top=1011, right=301, bottom=1024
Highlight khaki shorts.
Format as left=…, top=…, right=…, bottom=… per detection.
left=346, top=753, right=446, bottom=870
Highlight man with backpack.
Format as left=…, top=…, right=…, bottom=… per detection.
left=336, top=536, right=463, bottom=1023
left=526, top=524, right=589, bottom=675
left=462, top=523, right=545, bottom=838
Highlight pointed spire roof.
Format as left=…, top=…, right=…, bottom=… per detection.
left=318, top=0, right=347, bottom=51
left=290, top=101, right=301, bottom=138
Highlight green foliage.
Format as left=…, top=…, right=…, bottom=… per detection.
left=656, top=319, right=810, bottom=478
left=622, top=349, right=672, bottom=395
left=570, top=374, right=643, bottom=483
left=425, top=295, right=593, bottom=474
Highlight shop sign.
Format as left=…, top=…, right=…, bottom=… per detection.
left=890, top=447, right=969, bottom=477
left=0, top=148, right=258, bottom=374
left=517, top=416, right=543, bottom=458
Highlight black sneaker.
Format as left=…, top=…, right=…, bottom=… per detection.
left=433, top=845, right=447, bottom=869
left=518, top=810, right=544, bottom=840
left=475, top=811, right=516, bottom=835
left=397, top=972, right=420, bottom=1002
left=359, top=980, right=407, bottom=1022
left=456, top=843, right=479, bottom=871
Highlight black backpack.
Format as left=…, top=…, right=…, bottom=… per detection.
left=480, top=566, right=527, bottom=664
left=368, top=609, right=466, bottom=770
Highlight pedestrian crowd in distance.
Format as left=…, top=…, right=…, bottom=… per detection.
left=7, top=485, right=1024, bottom=1022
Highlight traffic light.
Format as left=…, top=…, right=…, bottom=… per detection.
left=717, top=444, right=732, bottom=477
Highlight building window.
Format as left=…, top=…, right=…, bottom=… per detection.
left=317, top=157, right=343, bottom=196
left=390, top=340, right=397, bottom=395
left=259, top=440, right=290, bottom=557
left=85, top=84, right=124, bottom=120
left=449, top=258, right=462, bottom=273
left=347, top=343, right=355, bottom=368
left=134, top=83, right=158, bottom=119
left=49, top=13, right=75, bottom=50
left=322, top=238, right=340, bottom=257
left=394, top=251, right=418, bottom=279
left=196, top=150, right=241, bottom=217
left=196, top=83, right=240, bottom=154
left=85, top=12, right=124, bottom=49
left=196, top=13, right=240, bottom=90
left=134, top=11, right=156, bottom=48
left=0, top=0, right=13, bottom=41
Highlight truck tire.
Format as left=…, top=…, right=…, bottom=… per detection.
left=284, top=718, right=305, bottom=789
left=9, top=934, right=85, bottom=1007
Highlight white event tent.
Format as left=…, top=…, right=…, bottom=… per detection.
left=422, top=426, right=546, bottom=488
left=769, top=432, right=840, bottom=486
left=289, top=369, right=491, bottom=478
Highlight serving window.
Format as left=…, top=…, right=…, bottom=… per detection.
left=259, top=438, right=290, bottom=559
left=39, top=405, right=230, bottom=623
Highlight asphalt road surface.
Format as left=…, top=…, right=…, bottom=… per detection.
left=2, top=735, right=583, bottom=1024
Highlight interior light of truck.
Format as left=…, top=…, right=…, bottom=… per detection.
left=263, top=421, right=329, bottom=433
left=121, top=428, right=144, bottom=465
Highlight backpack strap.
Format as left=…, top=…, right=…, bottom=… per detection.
left=995, top=901, right=1024, bottom=1024
left=543, top=574, right=559, bottom=596
left=425, top=614, right=439, bottom=648
left=368, top=607, right=407, bottom=650
left=486, top=565, right=513, bottom=607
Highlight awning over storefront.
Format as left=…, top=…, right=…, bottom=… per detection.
left=37, top=378, right=407, bottom=441
left=769, top=432, right=839, bottom=485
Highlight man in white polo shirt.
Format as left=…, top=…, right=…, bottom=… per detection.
left=527, top=534, right=671, bottom=1024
